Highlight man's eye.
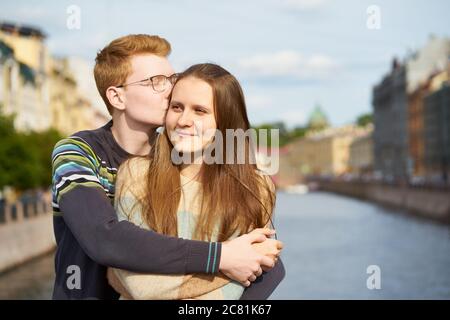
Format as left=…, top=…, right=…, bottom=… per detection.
left=171, top=105, right=182, bottom=111
left=152, top=77, right=164, bottom=85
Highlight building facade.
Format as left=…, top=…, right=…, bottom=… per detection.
left=423, top=72, right=450, bottom=182
left=0, top=21, right=109, bottom=135
left=349, top=126, right=374, bottom=175
left=282, top=125, right=370, bottom=179
left=373, top=36, right=450, bottom=181
left=372, top=60, right=410, bottom=181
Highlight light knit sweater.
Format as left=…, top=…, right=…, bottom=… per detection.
left=109, top=158, right=247, bottom=300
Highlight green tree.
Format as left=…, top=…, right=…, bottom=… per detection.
left=253, top=122, right=290, bottom=147
left=356, top=113, right=373, bottom=127
left=0, top=107, right=63, bottom=191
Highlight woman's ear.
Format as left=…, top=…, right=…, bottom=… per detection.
left=106, top=86, right=126, bottom=112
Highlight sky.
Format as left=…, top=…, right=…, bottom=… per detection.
left=1, top=0, right=449, bottom=128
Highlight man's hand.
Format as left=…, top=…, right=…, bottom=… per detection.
left=250, top=228, right=283, bottom=272
left=219, top=228, right=276, bottom=287
left=251, top=232, right=283, bottom=272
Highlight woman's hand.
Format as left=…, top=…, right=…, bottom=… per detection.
left=249, top=228, right=284, bottom=272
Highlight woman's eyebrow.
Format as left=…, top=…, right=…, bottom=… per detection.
left=192, top=104, right=210, bottom=111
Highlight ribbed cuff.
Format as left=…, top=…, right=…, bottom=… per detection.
left=186, top=240, right=222, bottom=274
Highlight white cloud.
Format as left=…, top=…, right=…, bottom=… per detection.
left=237, top=50, right=338, bottom=80
left=282, top=0, right=327, bottom=10
left=245, top=94, right=273, bottom=111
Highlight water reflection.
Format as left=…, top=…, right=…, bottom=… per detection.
left=271, top=192, right=450, bottom=299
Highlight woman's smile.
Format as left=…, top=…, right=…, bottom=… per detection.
left=175, top=129, right=197, bottom=137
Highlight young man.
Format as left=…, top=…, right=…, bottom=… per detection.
left=51, top=34, right=285, bottom=300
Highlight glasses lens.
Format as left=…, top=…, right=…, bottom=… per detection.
left=152, top=75, right=167, bottom=92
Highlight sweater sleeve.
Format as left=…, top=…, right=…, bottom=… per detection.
left=238, top=172, right=286, bottom=300
left=52, top=138, right=221, bottom=274
left=240, top=258, right=286, bottom=300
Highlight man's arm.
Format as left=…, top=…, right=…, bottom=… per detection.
left=59, top=186, right=218, bottom=274
left=240, top=259, right=286, bottom=300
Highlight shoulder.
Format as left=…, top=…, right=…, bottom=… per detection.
left=118, top=157, right=150, bottom=181
left=116, top=157, right=150, bottom=197
left=52, top=123, right=111, bottom=166
left=52, top=135, right=100, bottom=173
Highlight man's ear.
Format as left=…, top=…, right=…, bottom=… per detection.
left=106, top=86, right=126, bottom=112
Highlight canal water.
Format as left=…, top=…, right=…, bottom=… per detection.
left=0, top=191, right=449, bottom=299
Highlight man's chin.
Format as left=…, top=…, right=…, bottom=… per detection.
left=141, top=117, right=164, bottom=128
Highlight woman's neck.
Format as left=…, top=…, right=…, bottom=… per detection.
left=180, top=163, right=202, bottom=181
left=111, top=115, right=159, bottom=156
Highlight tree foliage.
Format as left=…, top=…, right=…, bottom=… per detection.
left=0, top=109, right=63, bottom=191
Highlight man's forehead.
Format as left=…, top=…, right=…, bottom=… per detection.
left=130, top=54, right=174, bottom=76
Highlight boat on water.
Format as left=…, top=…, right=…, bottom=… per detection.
left=284, top=184, right=309, bottom=195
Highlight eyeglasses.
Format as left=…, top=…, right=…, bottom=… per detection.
left=117, top=73, right=179, bottom=93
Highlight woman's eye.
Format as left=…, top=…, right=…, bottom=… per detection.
left=195, top=108, right=207, bottom=114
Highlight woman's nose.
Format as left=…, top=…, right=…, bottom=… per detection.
left=177, top=110, right=194, bottom=127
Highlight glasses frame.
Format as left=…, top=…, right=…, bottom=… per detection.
left=116, top=73, right=179, bottom=92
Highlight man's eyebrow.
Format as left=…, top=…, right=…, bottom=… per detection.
left=170, top=100, right=184, bottom=105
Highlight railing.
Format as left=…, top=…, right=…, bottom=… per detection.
left=305, top=175, right=450, bottom=192
left=0, top=194, right=51, bottom=225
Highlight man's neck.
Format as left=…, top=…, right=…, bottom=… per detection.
left=110, top=115, right=158, bottom=156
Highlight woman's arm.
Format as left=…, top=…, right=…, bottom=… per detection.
left=108, top=267, right=230, bottom=300
left=111, top=161, right=232, bottom=299
left=110, top=189, right=231, bottom=299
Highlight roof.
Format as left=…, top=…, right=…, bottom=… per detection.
left=0, top=21, right=46, bottom=39
left=308, top=104, right=329, bottom=129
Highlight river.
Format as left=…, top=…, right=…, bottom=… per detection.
left=1, top=191, right=449, bottom=299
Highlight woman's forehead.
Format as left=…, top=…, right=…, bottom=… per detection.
left=172, top=77, right=213, bottom=104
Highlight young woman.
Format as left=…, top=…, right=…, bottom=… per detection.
left=107, top=63, right=280, bottom=300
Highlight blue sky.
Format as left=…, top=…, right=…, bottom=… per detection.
left=1, top=0, right=449, bottom=127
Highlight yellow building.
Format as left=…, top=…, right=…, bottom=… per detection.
left=1, top=21, right=109, bottom=135
left=49, top=57, right=103, bottom=135
left=0, top=22, right=51, bottom=131
left=285, top=125, right=371, bottom=178
left=0, top=22, right=50, bottom=73
left=349, top=126, right=374, bottom=175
